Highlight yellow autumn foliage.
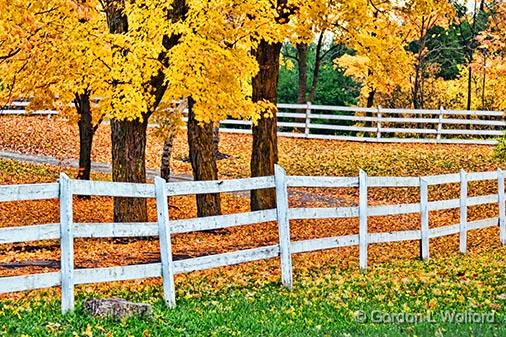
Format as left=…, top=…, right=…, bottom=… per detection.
left=0, top=0, right=110, bottom=124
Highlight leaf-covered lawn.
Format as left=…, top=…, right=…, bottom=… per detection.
left=0, top=158, right=503, bottom=287
left=1, top=117, right=505, bottom=336
left=0, top=116, right=502, bottom=179
left=1, top=248, right=505, bottom=336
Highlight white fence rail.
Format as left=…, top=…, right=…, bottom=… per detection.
left=0, top=101, right=58, bottom=116
left=2, top=102, right=503, bottom=145
left=0, top=166, right=505, bottom=313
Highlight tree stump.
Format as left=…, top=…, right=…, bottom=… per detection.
left=83, top=298, right=152, bottom=319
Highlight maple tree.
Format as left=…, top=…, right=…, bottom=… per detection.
left=334, top=0, right=455, bottom=110
left=398, top=0, right=455, bottom=109
left=478, top=1, right=506, bottom=110
left=248, top=0, right=294, bottom=211
left=100, top=0, right=188, bottom=222
left=0, top=0, right=110, bottom=181
left=2, top=0, right=504, bottom=220
left=163, top=0, right=286, bottom=216
left=249, top=0, right=366, bottom=210
left=336, top=5, right=413, bottom=111
left=288, top=0, right=368, bottom=107
left=1, top=0, right=280, bottom=220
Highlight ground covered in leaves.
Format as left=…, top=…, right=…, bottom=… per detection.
left=1, top=249, right=505, bottom=336
left=0, top=116, right=505, bottom=335
left=0, top=116, right=501, bottom=178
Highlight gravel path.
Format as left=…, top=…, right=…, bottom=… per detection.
left=0, top=150, right=348, bottom=206
left=0, top=150, right=191, bottom=182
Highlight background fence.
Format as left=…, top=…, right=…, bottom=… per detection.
left=2, top=101, right=504, bottom=145
left=1, top=166, right=505, bottom=313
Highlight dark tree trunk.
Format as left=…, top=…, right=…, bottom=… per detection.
left=481, top=54, right=486, bottom=110
left=104, top=0, right=188, bottom=222
left=308, top=33, right=325, bottom=103
left=111, top=119, right=148, bottom=223
left=160, top=134, right=175, bottom=181
left=296, top=43, right=308, bottom=105
left=365, top=88, right=376, bottom=134
left=366, top=88, right=376, bottom=108
left=251, top=40, right=282, bottom=211
left=187, top=98, right=221, bottom=217
left=75, top=93, right=93, bottom=181
left=213, top=125, right=220, bottom=156
left=212, top=124, right=229, bottom=160
left=412, top=66, right=421, bottom=109
left=412, top=19, right=426, bottom=110
left=466, top=65, right=473, bottom=111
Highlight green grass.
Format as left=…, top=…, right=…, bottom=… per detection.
left=1, top=248, right=505, bottom=337
left=0, top=159, right=109, bottom=183
left=0, top=159, right=60, bottom=182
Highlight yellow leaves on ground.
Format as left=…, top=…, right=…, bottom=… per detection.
left=0, top=122, right=504, bottom=301
left=0, top=116, right=501, bottom=179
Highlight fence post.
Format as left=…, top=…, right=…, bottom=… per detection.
left=459, top=169, right=468, bottom=254
left=59, top=173, right=74, bottom=314
left=437, top=106, right=444, bottom=141
left=274, top=165, right=293, bottom=288
left=376, top=106, right=382, bottom=139
left=155, top=177, right=176, bottom=307
left=305, top=102, right=311, bottom=137
left=359, top=169, right=368, bottom=271
left=420, top=178, right=429, bottom=260
left=498, top=169, right=506, bottom=245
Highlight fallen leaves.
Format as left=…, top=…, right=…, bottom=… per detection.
left=0, top=116, right=502, bottom=181
left=0, top=116, right=505, bottom=303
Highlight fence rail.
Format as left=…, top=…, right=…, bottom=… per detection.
left=216, top=103, right=505, bottom=145
left=0, top=166, right=505, bottom=313
left=2, top=102, right=503, bottom=145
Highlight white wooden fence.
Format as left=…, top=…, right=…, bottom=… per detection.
left=0, top=101, right=58, bottom=116
left=2, top=101, right=503, bottom=145
left=0, top=166, right=505, bottom=313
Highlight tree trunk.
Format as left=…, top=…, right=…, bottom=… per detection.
left=366, top=88, right=375, bottom=108
left=412, top=20, right=426, bottom=110
left=296, top=43, right=308, bottom=105
left=481, top=54, right=486, bottom=110
left=466, top=65, right=473, bottom=111
left=212, top=124, right=229, bottom=160
left=365, top=88, right=376, bottom=134
left=308, top=33, right=325, bottom=103
left=187, top=98, right=221, bottom=217
left=412, top=66, right=421, bottom=109
left=75, top=93, right=93, bottom=181
left=213, top=124, right=220, bottom=156
left=250, top=40, right=282, bottom=211
left=111, top=119, right=148, bottom=223
left=160, top=134, right=175, bottom=181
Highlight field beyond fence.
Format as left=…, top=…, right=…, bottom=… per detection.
left=0, top=165, right=505, bottom=314
left=2, top=102, right=504, bottom=145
